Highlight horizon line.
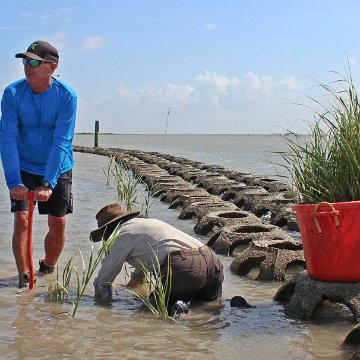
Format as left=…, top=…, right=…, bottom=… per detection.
left=75, top=132, right=307, bottom=136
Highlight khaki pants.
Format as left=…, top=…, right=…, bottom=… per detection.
left=161, top=245, right=224, bottom=306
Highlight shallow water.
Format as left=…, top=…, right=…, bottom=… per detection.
left=0, top=135, right=356, bottom=359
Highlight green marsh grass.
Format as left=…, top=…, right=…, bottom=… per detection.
left=105, top=155, right=154, bottom=214
left=113, top=163, right=141, bottom=211
left=47, top=226, right=119, bottom=317
left=278, top=72, right=360, bottom=204
left=103, top=152, right=115, bottom=186
left=49, top=155, right=156, bottom=316
left=127, top=246, right=173, bottom=321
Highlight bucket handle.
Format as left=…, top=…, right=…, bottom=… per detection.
left=311, top=202, right=340, bottom=234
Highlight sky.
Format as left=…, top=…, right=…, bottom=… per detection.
left=1, top=0, right=360, bottom=134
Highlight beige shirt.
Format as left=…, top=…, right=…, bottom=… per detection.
left=93, top=218, right=204, bottom=297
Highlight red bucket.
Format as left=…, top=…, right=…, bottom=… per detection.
left=292, top=201, right=360, bottom=282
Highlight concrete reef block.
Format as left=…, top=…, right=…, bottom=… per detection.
left=250, top=193, right=296, bottom=218
left=91, top=147, right=113, bottom=156
left=190, top=173, right=223, bottom=186
left=270, top=206, right=299, bottom=231
left=344, top=324, right=360, bottom=347
left=196, top=210, right=259, bottom=238
left=199, top=164, right=226, bottom=173
left=226, top=172, right=256, bottom=185
left=114, top=154, right=140, bottom=168
left=207, top=222, right=301, bottom=255
left=195, top=174, right=229, bottom=187
left=74, top=145, right=99, bottom=154
left=145, top=175, right=185, bottom=186
left=196, top=177, right=238, bottom=195
left=141, top=174, right=179, bottom=185
left=249, top=177, right=291, bottom=193
left=146, top=158, right=174, bottom=169
left=169, top=194, right=213, bottom=209
left=168, top=166, right=200, bottom=178
left=160, top=188, right=210, bottom=203
left=130, top=163, right=163, bottom=177
left=274, top=271, right=360, bottom=321
left=179, top=170, right=205, bottom=182
left=230, top=186, right=269, bottom=205
left=234, top=191, right=293, bottom=214
left=221, top=184, right=249, bottom=201
left=230, top=244, right=305, bottom=281
left=151, top=183, right=194, bottom=197
left=179, top=201, right=239, bottom=222
left=165, top=163, right=195, bottom=176
left=216, top=169, right=250, bottom=180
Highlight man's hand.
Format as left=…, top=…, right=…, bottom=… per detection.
left=34, top=185, right=52, bottom=202
left=10, top=185, right=29, bottom=201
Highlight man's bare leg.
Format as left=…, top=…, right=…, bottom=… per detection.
left=43, top=215, right=66, bottom=266
left=12, top=211, right=29, bottom=273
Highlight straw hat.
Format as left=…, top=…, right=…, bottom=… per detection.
left=90, top=203, right=140, bottom=242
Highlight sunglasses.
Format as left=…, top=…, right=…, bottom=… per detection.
left=22, top=58, right=51, bottom=68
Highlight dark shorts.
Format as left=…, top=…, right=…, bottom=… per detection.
left=11, top=170, right=73, bottom=217
left=161, top=245, right=224, bottom=306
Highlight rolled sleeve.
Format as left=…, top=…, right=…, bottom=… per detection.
left=93, top=233, right=132, bottom=297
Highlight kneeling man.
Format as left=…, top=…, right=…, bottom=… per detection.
left=90, top=203, right=224, bottom=306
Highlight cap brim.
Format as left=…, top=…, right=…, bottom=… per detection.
left=15, top=52, right=45, bottom=61
left=89, top=212, right=140, bottom=242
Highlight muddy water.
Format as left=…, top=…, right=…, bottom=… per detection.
left=0, top=151, right=356, bottom=359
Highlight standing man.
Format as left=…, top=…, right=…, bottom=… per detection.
left=0, top=40, right=77, bottom=288
left=90, top=203, right=224, bottom=307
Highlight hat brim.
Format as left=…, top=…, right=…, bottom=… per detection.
left=89, top=212, right=140, bottom=242
left=15, top=52, right=45, bottom=61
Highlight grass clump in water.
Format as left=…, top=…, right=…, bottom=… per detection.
left=127, top=248, right=173, bottom=321
left=104, top=155, right=153, bottom=216
left=47, top=226, right=119, bottom=317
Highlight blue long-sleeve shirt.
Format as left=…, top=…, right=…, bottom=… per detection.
left=0, top=78, right=77, bottom=189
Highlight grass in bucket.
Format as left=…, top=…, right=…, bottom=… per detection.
left=277, top=69, right=360, bottom=204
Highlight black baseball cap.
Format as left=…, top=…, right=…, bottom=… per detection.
left=15, top=40, right=59, bottom=63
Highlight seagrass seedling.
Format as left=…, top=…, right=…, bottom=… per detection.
left=47, top=225, right=119, bottom=317
left=105, top=155, right=154, bottom=214
left=127, top=246, right=173, bottom=321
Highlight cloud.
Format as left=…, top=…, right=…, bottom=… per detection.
left=136, top=84, right=195, bottom=106
left=47, top=31, right=69, bottom=50
left=20, top=7, right=77, bottom=25
left=76, top=70, right=308, bottom=134
left=204, top=23, right=220, bottom=30
left=349, top=57, right=357, bottom=66
left=81, top=36, right=106, bottom=51
left=0, top=63, right=24, bottom=95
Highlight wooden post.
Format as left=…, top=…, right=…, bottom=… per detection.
left=94, top=120, right=99, bottom=147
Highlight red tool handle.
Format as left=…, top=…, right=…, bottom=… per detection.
left=27, top=192, right=35, bottom=289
